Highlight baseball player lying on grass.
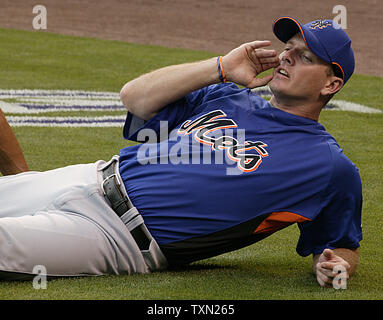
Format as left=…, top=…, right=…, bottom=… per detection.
left=0, top=17, right=362, bottom=288
left=0, top=108, right=29, bottom=175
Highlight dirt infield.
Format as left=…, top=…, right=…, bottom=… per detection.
left=0, top=0, right=382, bottom=77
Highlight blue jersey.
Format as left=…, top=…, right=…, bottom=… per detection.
left=119, top=83, right=362, bottom=265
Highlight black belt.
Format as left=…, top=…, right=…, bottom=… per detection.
left=101, top=159, right=151, bottom=251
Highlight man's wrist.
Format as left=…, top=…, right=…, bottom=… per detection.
left=217, top=56, right=227, bottom=83
left=203, top=57, right=223, bottom=85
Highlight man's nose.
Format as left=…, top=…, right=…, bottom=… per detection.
left=280, top=50, right=294, bottom=66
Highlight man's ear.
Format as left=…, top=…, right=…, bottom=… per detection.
left=321, top=76, right=344, bottom=96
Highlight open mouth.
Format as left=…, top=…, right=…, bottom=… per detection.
left=276, top=68, right=289, bottom=78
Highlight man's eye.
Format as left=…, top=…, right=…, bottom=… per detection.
left=303, top=55, right=312, bottom=62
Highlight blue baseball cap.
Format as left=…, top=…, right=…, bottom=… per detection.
left=272, top=17, right=355, bottom=84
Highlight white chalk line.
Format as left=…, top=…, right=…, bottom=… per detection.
left=252, top=86, right=383, bottom=114
left=1, top=89, right=381, bottom=127
left=7, top=115, right=126, bottom=127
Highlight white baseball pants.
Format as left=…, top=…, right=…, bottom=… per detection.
left=0, top=159, right=167, bottom=280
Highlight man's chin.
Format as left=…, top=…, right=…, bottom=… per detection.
left=268, top=81, right=280, bottom=97
left=268, top=83, right=295, bottom=103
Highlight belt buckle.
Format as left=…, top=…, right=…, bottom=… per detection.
left=101, top=173, right=122, bottom=196
left=101, top=156, right=122, bottom=196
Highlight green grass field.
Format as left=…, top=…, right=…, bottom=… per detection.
left=0, top=28, right=382, bottom=300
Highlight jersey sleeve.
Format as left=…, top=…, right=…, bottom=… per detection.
left=122, top=83, right=241, bottom=142
left=296, top=144, right=363, bottom=257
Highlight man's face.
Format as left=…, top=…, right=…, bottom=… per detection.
left=269, top=33, right=332, bottom=102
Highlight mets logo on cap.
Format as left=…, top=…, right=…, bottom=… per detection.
left=309, top=20, right=332, bottom=30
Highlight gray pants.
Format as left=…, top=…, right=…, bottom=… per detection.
left=0, top=158, right=167, bottom=280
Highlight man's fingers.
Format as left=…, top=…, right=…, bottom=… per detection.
left=323, top=248, right=335, bottom=260
left=225, top=40, right=279, bottom=87
left=253, top=48, right=279, bottom=65
left=249, top=74, right=273, bottom=89
left=316, top=271, right=333, bottom=288
left=317, top=275, right=327, bottom=288
left=318, top=263, right=337, bottom=277
left=321, top=260, right=350, bottom=271
left=260, top=61, right=280, bottom=73
left=317, top=264, right=338, bottom=287
left=316, top=262, right=350, bottom=288
left=259, top=56, right=280, bottom=64
left=250, top=47, right=279, bottom=70
left=320, top=261, right=335, bottom=270
left=255, top=48, right=278, bottom=58
left=247, top=40, right=271, bottom=50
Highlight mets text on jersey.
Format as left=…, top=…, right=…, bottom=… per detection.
left=135, top=109, right=269, bottom=174
left=178, top=110, right=269, bottom=173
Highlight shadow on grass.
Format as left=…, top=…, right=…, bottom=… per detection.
left=166, top=262, right=232, bottom=273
